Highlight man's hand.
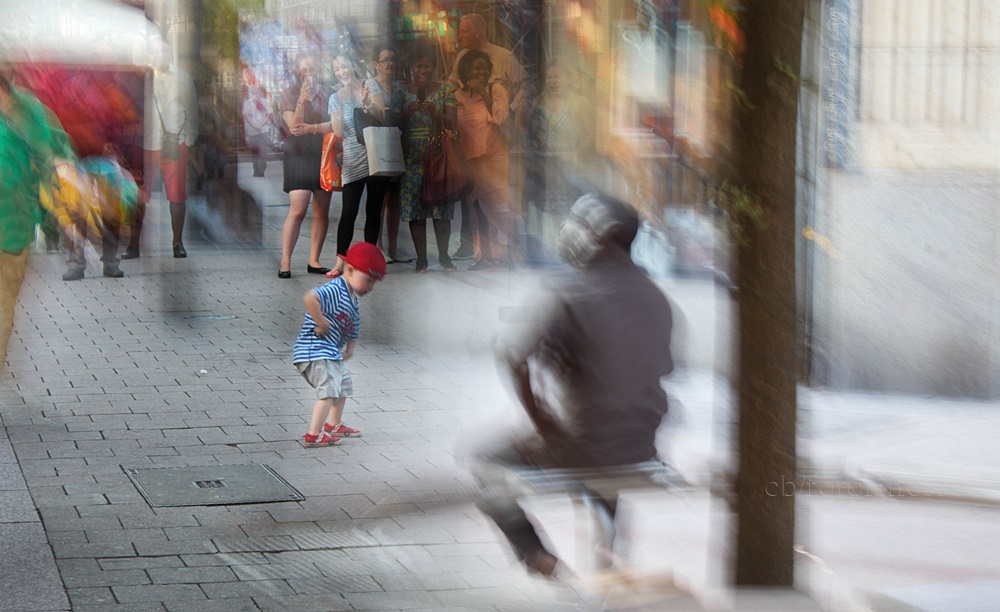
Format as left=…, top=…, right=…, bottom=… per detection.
left=511, top=358, right=561, bottom=438
left=299, top=79, right=316, bottom=104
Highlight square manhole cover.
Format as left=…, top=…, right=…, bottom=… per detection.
left=124, top=464, right=304, bottom=507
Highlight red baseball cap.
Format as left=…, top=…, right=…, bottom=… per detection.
left=339, top=242, right=386, bottom=280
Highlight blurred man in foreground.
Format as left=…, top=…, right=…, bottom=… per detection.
left=0, top=73, right=74, bottom=362
left=473, top=193, right=674, bottom=576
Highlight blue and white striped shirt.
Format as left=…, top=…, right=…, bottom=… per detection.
left=292, top=276, right=360, bottom=364
left=329, top=87, right=369, bottom=184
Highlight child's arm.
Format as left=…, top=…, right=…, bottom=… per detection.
left=303, top=290, right=329, bottom=338
left=342, top=339, right=356, bottom=361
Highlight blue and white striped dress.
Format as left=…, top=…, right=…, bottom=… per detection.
left=328, top=88, right=369, bottom=184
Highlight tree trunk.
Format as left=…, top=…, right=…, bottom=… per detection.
left=733, top=1, right=805, bottom=586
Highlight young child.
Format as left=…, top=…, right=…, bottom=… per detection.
left=294, top=242, right=386, bottom=447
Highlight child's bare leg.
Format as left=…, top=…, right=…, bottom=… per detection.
left=326, top=397, right=347, bottom=429
left=308, top=397, right=335, bottom=435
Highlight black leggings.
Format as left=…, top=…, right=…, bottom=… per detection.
left=337, top=177, right=388, bottom=256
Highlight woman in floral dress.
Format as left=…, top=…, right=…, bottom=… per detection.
left=391, top=44, right=458, bottom=273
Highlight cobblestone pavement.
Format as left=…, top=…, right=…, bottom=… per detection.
left=2, top=163, right=999, bottom=611
left=0, top=169, right=690, bottom=611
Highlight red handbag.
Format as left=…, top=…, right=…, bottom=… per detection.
left=421, top=129, right=474, bottom=206
left=319, top=132, right=343, bottom=191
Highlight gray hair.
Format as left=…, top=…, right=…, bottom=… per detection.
left=557, top=193, right=639, bottom=266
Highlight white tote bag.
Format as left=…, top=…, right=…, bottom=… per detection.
left=363, top=126, right=405, bottom=177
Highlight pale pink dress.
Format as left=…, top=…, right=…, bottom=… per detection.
left=456, top=84, right=513, bottom=258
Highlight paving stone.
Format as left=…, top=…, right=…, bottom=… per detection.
left=162, top=525, right=247, bottom=542
left=432, top=585, right=539, bottom=608
left=67, top=586, right=117, bottom=607
left=61, top=569, right=152, bottom=588
left=100, top=557, right=186, bottom=571
left=37, top=430, right=104, bottom=442
left=253, top=594, right=351, bottom=612
left=424, top=554, right=496, bottom=573
left=286, top=573, right=383, bottom=594
left=112, top=584, right=208, bottom=603
left=234, top=521, right=323, bottom=539
left=57, top=557, right=101, bottom=573
left=73, top=603, right=166, bottom=612
left=212, top=536, right=297, bottom=553
left=0, top=523, right=69, bottom=610
left=231, top=562, right=324, bottom=582
left=147, top=566, right=238, bottom=584
left=83, top=528, right=169, bottom=545
left=290, top=530, right=379, bottom=550
left=343, top=590, right=441, bottom=610
left=117, top=511, right=201, bottom=530
left=392, top=512, right=483, bottom=530
left=371, top=571, right=469, bottom=592
left=162, top=600, right=260, bottom=612
left=179, top=552, right=269, bottom=567
left=30, top=492, right=109, bottom=508
left=367, top=525, right=457, bottom=546
left=198, top=579, right=295, bottom=599
left=0, top=488, right=38, bottom=522
left=424, top=542, right=510, bottom=557
left=442, top=524, right=501, bottom=544
left=266, top=506, right=350, bottom=523
left=133, top=540, right=220, bottom=557
left=47, top=530, right=88, bottom=545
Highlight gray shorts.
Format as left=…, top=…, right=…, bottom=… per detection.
left=296, top=359, right=353, bottom=400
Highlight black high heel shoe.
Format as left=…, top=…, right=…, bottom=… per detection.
left=278, top=270, right=291, bottom=279
left=306, top=265, right=330, bottom=274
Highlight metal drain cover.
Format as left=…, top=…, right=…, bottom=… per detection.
left=124, top=464, right=304, bottom=507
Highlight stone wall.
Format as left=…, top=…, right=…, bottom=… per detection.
left=812, top=170, right=1000, bottom=398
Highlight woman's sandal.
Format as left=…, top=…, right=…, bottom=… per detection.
left=324, top=268, right=343, bottom=279
left=414, top=260, right=429, bottom=274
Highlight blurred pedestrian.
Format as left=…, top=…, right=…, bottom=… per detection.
left=125, top=40, right=198, bottom=260
left=367, top=44, right=411, bottom=265
left=455, top=50, right=514, bottom=270
left=325, top=52, right=389, bottom=278
left=59, top=151, right=137, bottom=281
left=470, top=193, right=674, bottom=576
left=448, top=13, right=526, bottom=261
left=0, top=74, right=74, bottom=362
left=522, top=60, right=593, bottom=250
left=243, top=78, right=272, bottom=177
left=391, top=43, right=459, bottom=273
left=278, top=54, right=333, bottom=279
left=201, top=92, right=229, bottom=183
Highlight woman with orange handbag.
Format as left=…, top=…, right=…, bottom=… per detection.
left=278, top=54, right=334, bottom=279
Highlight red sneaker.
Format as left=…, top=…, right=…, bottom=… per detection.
left=303, top=433, right=340, bottom=447
left=324, top=422, right=362, bottom=437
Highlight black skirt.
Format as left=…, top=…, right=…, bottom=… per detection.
left=282, top=133, right=324, bottom=193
